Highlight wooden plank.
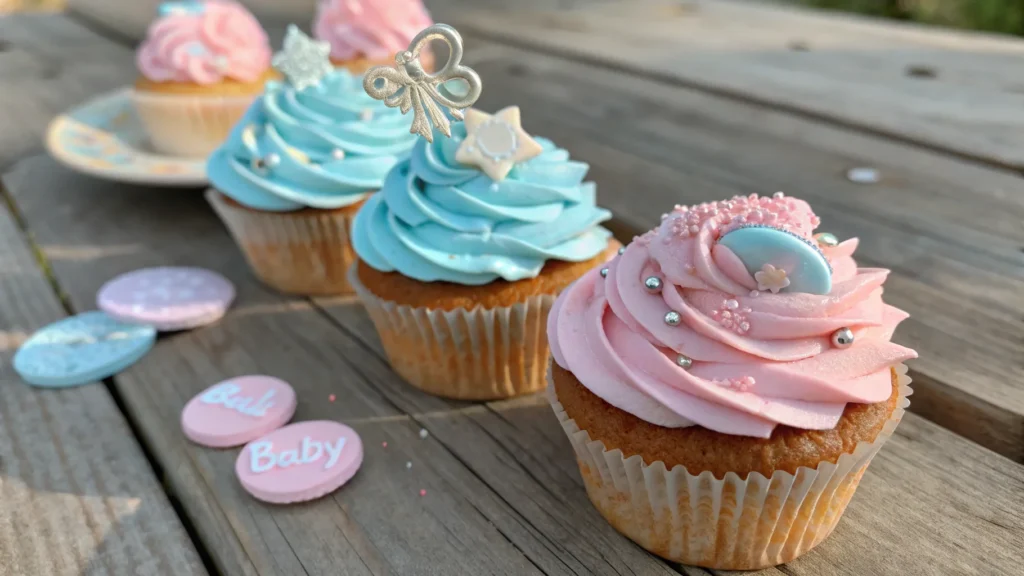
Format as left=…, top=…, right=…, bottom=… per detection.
left=64, top=0, right=319, bottom=43
left=455, top=0, right=1024, bottom=170
left=3, top=155, right=573, bottom=576
left=0, top=13, right=137, bottom=168
left=9, top=11, right=1023, bottom=576
left=10, top=151, right=1024, bottom=576
left=0, top=198, right=206, bottom=575
left=2, top=13, right=694, bottom=576
left=453, top=38, right=1024, bottom=462
left=2, top=151, right=710, bottom=576
left=320, top=269, right=1024, bottom=575
left=62, top=0, right=609, bottom=43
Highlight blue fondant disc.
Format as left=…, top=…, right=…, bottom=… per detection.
left=718, top=225, right=832, bottom=295
left=14, top=311, right=157, bottom=388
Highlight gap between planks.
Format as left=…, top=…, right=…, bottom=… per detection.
left=452, top=37, right=1024, bottom=463
left=450, top=0, right=1024, bottom=174
left=0, top=186, right=209, bottom=575
left=0, top=183, right=225, bottom=576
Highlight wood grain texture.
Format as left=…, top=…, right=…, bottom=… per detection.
left=454, top=40, right=1024, bottom=461
left=0, top=199, right=206, bottom=575
left=7, top=10, right=1024, bottom=576
left=1, top=14, right=608, bottom=576
left=455, top=0, right=1024, bottom=170
left=0, top=13, right=137, bottom=168
left=3, top=156, right=565, bottom=576
left=64, top=0, right=318, bottom=43
left=317, top=300, right=1024, bottom=576
left=10, top=154, right=1024, bottom=576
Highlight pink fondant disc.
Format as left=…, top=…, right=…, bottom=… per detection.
left=235, top=421, right=363, bottom=504
left=182, top=376, right=297, bottom=448
left=97, top=267, right=235, bottom=331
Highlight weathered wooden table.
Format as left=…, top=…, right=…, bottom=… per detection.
left=2, top=1, right=1023, bottom=574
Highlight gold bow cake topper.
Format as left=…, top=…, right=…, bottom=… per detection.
left=363, top=24, right=482, bottom=142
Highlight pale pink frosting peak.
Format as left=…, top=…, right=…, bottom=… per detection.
left=137, top=1, right=271, bottom=84
left=313, top=0, right=433, bottom=61
left=549, top=194, right=917, bottom=438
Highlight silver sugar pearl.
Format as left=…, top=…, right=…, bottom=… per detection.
left=675, top=353, right=693, bottom=370
left=618, top=246, right=626, bottom=255
left=250, top=153, right=280, bottom=174
left=600, top=267, right=609, bottom=278
left=331, top=148, right=346, bottom=160
left=815, top=232, right=839, bottom=248
left=644, top=276, right=663, bottom=293
left=664, top=311, right=681, bottom=326
left=831, top=327, right=854, bottom=349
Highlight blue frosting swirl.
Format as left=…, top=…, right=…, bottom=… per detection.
left=352, top=122, right=613, bottom=285
left=207, top=69, right=417, bottom=211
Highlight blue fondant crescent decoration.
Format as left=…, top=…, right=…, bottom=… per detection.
left=718, top=225, right=833, bottom=295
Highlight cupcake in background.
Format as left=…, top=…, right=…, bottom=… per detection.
left=350, top=103, right=619, bottom=400
left=313, top=0, right=434, bottom=73
left=547, top=193, right=917, bottom=568
left=134, top=0, right=275, bottom=157
left=206, top=26, right=418, bottom=295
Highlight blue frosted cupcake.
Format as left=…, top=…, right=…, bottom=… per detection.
left=206, top=27, right=417, bottom=295
left=349, top=106, right=619, bottom=399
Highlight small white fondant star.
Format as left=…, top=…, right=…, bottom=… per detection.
left=272, top=25, right=332, bottom=92
left=455, top=106, right=543, bottom=182
left=755, top=264, right=790, bottom=293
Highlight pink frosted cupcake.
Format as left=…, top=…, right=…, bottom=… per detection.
left=133, top=1, right=276, bottom=157
left=548, top=193, right=917, bottom=569
left=313, top=0, right=433, bottom=73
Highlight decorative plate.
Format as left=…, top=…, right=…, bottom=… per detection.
left=45, top=88, right=207, bottom=187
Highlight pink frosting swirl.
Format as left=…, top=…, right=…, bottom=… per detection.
left=313, top=0, right=433, bottom=61
left=136, top=1, right=271, bottom=84
left=548, top=193, right=917, bottom=438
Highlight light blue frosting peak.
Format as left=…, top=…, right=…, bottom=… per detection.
left=352, top=122, right=613, bottom=285
left=207, top=69, right=418, bottom=212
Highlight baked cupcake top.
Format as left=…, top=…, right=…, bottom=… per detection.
left=137, top=1, right=271, bottom=85
left=351, top=106, right=613, bottom=285
left=206, top=27, right=418, bottom=211
left=548, top=193, right=917, bottom=438
left=313, top=0, right=433, bottom=61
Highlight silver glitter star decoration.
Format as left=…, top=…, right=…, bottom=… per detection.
left=272, top=25, right=332, bottom=92
left=363, top=24, right=482, bottom=142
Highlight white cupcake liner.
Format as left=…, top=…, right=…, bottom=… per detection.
left=548, top=363, right=912, bottom=570
left=207, top=189, right=360, bottom=296
left=132, top=89, right=255, bottom=157
left=348, top=263, right=555, bottom=400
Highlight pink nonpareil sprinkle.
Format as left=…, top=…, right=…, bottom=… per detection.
left=328, top=394, right=336, bottom=402
left=381, top=441, right=388, bottom=448
left=419, top=489, right=427, bottom=497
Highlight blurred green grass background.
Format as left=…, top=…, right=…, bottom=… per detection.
left=800, top=0, right=1024, bottom=36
